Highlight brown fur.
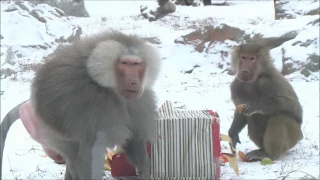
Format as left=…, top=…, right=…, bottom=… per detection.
left=228, top=43, right=303, bottom=161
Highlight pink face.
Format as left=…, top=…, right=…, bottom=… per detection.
left=237, top=53, right=259, bottom=83
left=115, top=56, right=146, bottom=99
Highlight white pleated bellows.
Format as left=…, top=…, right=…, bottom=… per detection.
left=151, top=100, right=221, bottom=180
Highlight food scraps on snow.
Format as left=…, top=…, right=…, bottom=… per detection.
left=260, top=157, right=275, bottom=165
left=220, top=134, right=239, bottom=176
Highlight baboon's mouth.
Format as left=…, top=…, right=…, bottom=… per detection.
left=123, top=89, right=141, bottom=100
left=241, top=77, right=251, bottom=82
left=238, top=74, right=254, bottom=83
left=126, top=90, right=138, bottom=93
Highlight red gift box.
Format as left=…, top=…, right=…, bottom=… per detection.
left=110, top=101, right=221, bottom=180
left=109, top=144, right=151, bottom=177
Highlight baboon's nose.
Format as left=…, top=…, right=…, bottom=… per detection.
left=129, top=80, right=138, bottom=87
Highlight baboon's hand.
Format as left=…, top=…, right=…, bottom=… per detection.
left=136, top=163, right=151, bottom=179
left=230, top=134, right=241, bottom=148
left=242, top=102, right=263, bottom=116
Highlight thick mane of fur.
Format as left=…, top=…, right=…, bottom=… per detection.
left=56, top=30, right=161, bottom=90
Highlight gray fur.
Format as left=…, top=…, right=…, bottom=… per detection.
left=0, top=30, right=160, bottom=179
left=228, top=43, right=303, bottom=161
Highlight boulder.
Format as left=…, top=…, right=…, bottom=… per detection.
left=246, top=30, right=298, bottom=49
left=1, top=0, right=83, bottom=79
left=28, top=0, right=90, bottom=17
left=175, top=18, right=319, bottom=78
left=140, top=0, right=176, bottom=22
left=175, top=24, right=245, bottom=53
left=274, top=0, right=319, bottom=20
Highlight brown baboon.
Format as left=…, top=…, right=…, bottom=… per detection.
left=228, top=43, right=303, bottom=161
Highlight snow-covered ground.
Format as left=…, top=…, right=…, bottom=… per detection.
left=1, top=1, right=319, bottom=179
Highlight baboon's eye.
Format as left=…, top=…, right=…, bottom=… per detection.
left=241, top=56, right=246, bottom=60
left=250, top=57, right=255, bottom=60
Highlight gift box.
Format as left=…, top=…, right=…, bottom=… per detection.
left=150, top=100, right=221, bottom=180
left=109, top=100, right=221, bottom=180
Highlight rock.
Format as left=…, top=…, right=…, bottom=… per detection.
left=174, top=36, right=184, bottom=44
left=1, top=63, right=17, bottom=78
left=1, top=10, right=49, bottom=46
left=175, top=24, right=245, bottom=52
left=1, top=47, right=17, bottom=78
left=4, top=1, right=35, bottom=13
left=278, top=36, right=319, bottom=77
left=210, top=0, right=227, bottom=6
left=34, top=3, right=73, bottom=18
left=190, top=0, right=204, bottom=7
left=300, top=67, right=311, bottom=77
left=16, top=1, right=35, bottom=12
left=140, top=1, right=176, bottom=22
left=282, top=59, right=299, bottom=76
left=184, top=65, right=200, bottom=74
left=174, top=0, right=204, bottom=6
left=66, top=26, right=82, bottom=43
left=140, top=3, right=158, bottom=22
left=175, top=19, right=319, bottom=78
left=307, top=18, right=320, bottom=26
left=42, top=44, right=64, bottom=63
left=30, top=0, right=90, bottom=17
left=174, top=0, right=187, bottom=5
left=4, top=47, right=15, bottom=65
left=274, top=0, right=319, bottom=20
left=247, top=30, right=298, bottom=49
left=4, top=4, right=19, bottom=12
left=3, top=1, right=67, bottom=23
left=0, top=1, right=83, bottom=79
left=30, top=9, right=47, bottom=23
left=144, top=37, right=162, bottom=45
left=305, top=54, right=320, bottom=73
left=54, top=7, right=66, bottom=16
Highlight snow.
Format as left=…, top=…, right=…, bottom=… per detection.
left=1, top=0, right=319, bottom=179
left=279, top=0, right=319, bottom=18
left=1, top=10, right=51, bottom=46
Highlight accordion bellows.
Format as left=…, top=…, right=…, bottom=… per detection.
left=151, top=101, right=221, bottom=180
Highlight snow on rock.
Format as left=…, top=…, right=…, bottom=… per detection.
left=270, top=22, right=319, bottom=79
left=173, top=14, right=319, bottom=78
left=275, top=0, right=320, bottom=20
left=29, top=0, right=90, bottom=17
left=1, top=1, right=82, bottom=79
left=1, top=10, right=51, bottom=46
left=0, top=0, right=319, bottom=179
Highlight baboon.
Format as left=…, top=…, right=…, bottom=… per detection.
left=0, top=30, right=161, bottom=179
left=228, top=43, right=303, bottom=161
